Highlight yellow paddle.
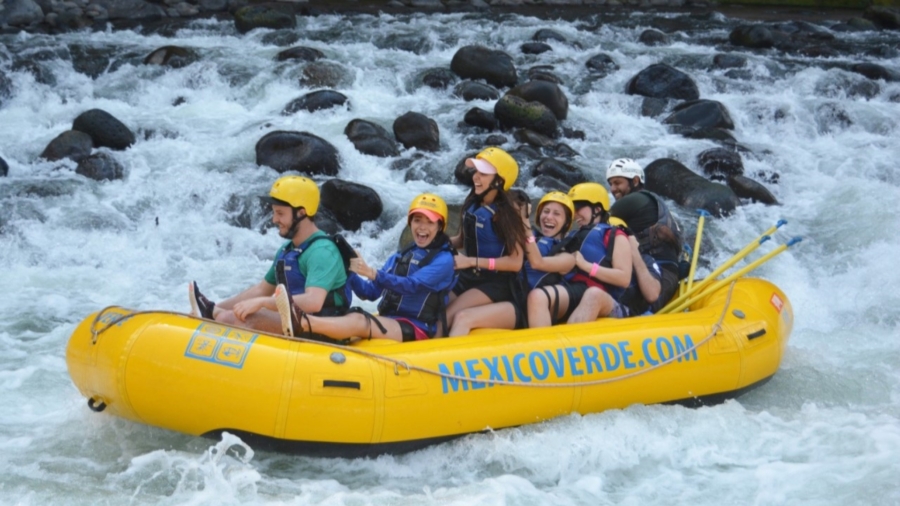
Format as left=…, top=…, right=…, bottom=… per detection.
left=665, top=236, right=801, bottom=314
left=661, top=219, right=787, bottom=314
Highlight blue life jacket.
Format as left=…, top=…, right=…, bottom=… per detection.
left=523, top=235, right=572, bottom=290
left=276, top=235, right=351, bottom=316
left=460, top=202, right=516, bottom=284
left=567, top=223, right=625, bottom=300
left=377, top=239, right=456, bottom=335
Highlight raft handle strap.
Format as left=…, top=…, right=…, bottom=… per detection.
left=87, top=397, right=107, bottom=412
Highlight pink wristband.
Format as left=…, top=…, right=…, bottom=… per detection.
left=589, top=262, right=599, bottom=278
left=526, top=235, right=536, bottom=244
left=489, top=258, right=496, bottom=271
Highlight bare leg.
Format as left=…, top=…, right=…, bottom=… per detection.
left=449, top=302, right=517, bottom=336
left=216, top=308, right=284, bottom=335
left=299, top=313, right=404, bottom=342
left=445, top=288, right=493, bottom=329
left=567, top=287, right=614, bottom=324
left=526, top=285, right=572, bottom=329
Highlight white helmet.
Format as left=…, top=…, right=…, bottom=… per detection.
left=606, top=158, right=644, bottom=183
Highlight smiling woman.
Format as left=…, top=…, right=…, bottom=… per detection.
left=274, top=192, right=457, bottom=343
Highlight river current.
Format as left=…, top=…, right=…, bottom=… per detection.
left=1, top=9, right=899, bottom=505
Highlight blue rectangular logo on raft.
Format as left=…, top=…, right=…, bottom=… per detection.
left=185, top=323, right=258, bottom=369
left=438, top=335, right=697, bottom=394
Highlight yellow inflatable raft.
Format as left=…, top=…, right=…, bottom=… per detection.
left=66, top=277, right=792, bottom=457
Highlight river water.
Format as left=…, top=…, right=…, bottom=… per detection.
left=1, top=9, right=899, bottom=505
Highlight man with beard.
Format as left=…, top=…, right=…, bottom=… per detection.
left=188, top=176, right=348, bottom=334
left=606, top=158, right=683, bottom=314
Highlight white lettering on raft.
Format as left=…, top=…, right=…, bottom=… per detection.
left=438, top=335, right=697, bottom=394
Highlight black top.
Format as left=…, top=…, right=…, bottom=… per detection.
left=609, top=191, right=658, bottom=233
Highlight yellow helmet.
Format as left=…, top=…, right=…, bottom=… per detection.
left=262, top=176, right=320, bottom=216
left=408, top=193, right=448, bottom=230
left=567, top=182, right=610, bottom=211
left=608, top=217, right=628, bottom=228
left=535, top=191, right=575, bottom=229
left=472, top=147, right=518, bottom=191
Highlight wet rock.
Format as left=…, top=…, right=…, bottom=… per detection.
left=255, top=130, right=340, bottom=176
left=561, top=127, right=585, bottom=140
left=0, top=156, right=8, bottom=177
left=521, top=42, right=552, bottom=55
left=816, top=72, right=879, bottom=100
left=533, top=28, right=567, bottom=44
left=40, top=130, right=93, bottom=162
left=814, top=102, right=853, bottom=134
left=0, top=72, right=11, bottom=106
left=671, top=126, right=737, bottom=144
left=454, top=80, right=500, bottom=102
left=450, top=45, right=517, bottom=89
left=585, top=53, right=619, bottom=78
left=506, top=79, right=568, bottom=121
left=626, top=63, right=699, bottom=101
left=532, top=174, right=570, bottom=193
left=464, top=107, right=498, bottom=130
left=727, top=175, right=779, bottom=205
left=453, top=154, right=476, bottom=187
left=831, top=17, right=876, bottom=32
left=72, top=109, right=136, bottom=151
left=0, top=0, right=45, bottom=26
left=299, top=61, right=352, bottom=89
left=663, top=99, right=734, bottom=130
left=698, top=147, right=743, bottom=180
left=526, top=66, right=563, bottom=85
left=69, top=44, right=114, bottom=79
left=645, top=158, right=741, bottom=217
left=422, top=68, right=457, bottom=89
left=233, top=5, right=296, bottom=34
left=393, top=112, right=440, bottom=152
left=850, top=63, right=900, bottom=82
left=513, top=128, right=554, bottom=149
left=276, top=46, right=324, bottom=62
left=199, top=0, right=227, bottom=11
left=550, top=143, right=579, bottom=159
left=531, top=158, right=587, bottom=188
left=320, top=179, right=383, bottom=231
left=261, top=30, right=301, bottom=47
left=311, top=205, right=344, bottom=236
left=91, top=0, right=164, bottom=21
left=11, top=60, right=56, bottom=86
left=641, top=97, right=669, bottom=118
left=75, top=152, right=124, bottom=181
left=639, top=29, right=669, bottom=46
left=143, top=46, right=198, bottom=68
left=282, top=90, right=349, bottom=115
left=712, top=53, right=746, bottom=70
left=494, top=93, right=558, bottom=138
left=729, top=24, right=778, bottom=49
left=864, top=6, right=900, bottom=30
left=344, top=119, right=399, bottom=157
left=375, top=33, right=433, bottom=54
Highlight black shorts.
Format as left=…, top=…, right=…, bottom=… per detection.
left=648, top=267, right=679, bottom=314
left=452, top=269, right=519, bottom=303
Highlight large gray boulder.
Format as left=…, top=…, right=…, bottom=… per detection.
left=626, top=63, right=699, bottom=101
left=255, top=131, right=340, bottom=176
left=393, top=112, right=440, bottom=152
left=72, top=109, right=135, bottom=151
left=40, top=130, right=93, bottom=162
left=506, top=80, right=568, bottom=121
left=450, top=45, right=517, bottom=89
left=494, top=94, right=558, bottom=138
left=0, top=0, right=44, bottom=26
left=320, top=179, right=383, bottom=231
left=645, top=158, right=741, bottom=217
left=344, top=119, right=399, bottom=158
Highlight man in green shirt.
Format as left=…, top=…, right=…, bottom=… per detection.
left=189, top=176, right=348, bottom=334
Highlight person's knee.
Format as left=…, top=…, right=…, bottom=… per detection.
left=527, top=289, right=548, bottom=309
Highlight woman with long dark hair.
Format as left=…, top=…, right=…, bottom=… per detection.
left=444, top=147, right=528, bottom=336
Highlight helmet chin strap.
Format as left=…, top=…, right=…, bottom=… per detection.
left=282, top=208, right=307, bottom=239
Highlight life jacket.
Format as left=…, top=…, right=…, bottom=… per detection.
left=377, top=238, right=456, bottom=336
left=523, top=234, right=570, bottom=290
left=275, top=234, right=353, bottom=317
left=460, top=202, right=515, bottom=282
left=633, top=190, right=683, bottom=266
left=567, top=223, right=625, bottom=300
